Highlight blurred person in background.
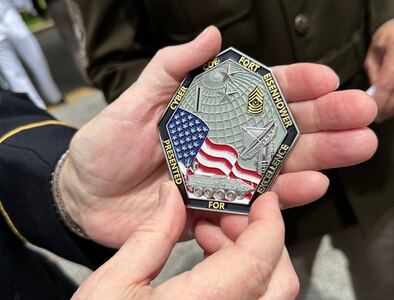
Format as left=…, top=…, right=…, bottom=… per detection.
left=31, top=0, right=48, bottom=19
left=46, top=0, right=89, bottom=82
left=0, top=69, right=9, bottom=89
left=12, top=0, right=37, bottom=16
left=0, top=0, right=63, bottom=108
left=67, top=1, right=394, bottom=298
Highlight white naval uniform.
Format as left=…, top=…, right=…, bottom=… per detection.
left=0, top=0, right=62, bottom=108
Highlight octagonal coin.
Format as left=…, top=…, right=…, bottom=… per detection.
left=158, top=47, right=299, bottom=214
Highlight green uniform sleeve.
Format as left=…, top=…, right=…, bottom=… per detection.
left=71, top=0, right=154, bottom=102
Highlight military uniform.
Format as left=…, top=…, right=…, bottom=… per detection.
left=68, top=2, right=394, bottom=297
left=0, top=91, right=113, bottom=299
left=71, top=0, right=394, bottom=234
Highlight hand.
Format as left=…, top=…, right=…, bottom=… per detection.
left=72, top=183, right=299, bottom=300
left=365, top=21, right=394, bottom=122
left=60, top=26, right=377, bottom=248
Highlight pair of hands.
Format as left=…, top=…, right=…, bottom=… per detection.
left=61, top=26, right=377, bottom=298
left=365, top=21, right=394, bottom=122
left=61, top=26, right=377, bottom=248
left=73, top=184, right=299, bottom=299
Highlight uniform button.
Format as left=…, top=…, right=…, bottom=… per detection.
left=294, top=13, right=310, bottom=35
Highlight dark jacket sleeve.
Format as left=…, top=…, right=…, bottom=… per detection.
left=0, top=91, right=114, bottom=269
left=71, top=0, right=155, bottom=102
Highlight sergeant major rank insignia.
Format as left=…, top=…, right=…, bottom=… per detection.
left=248, top=86, right=265, bottom=115
left=158, top=47, right=299, bottom=214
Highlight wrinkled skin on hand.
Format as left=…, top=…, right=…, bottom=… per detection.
left=59, top=26, right=377, bottom=248
left=73, top=185, right=300, bottom=300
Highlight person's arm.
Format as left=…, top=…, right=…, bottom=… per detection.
left=0, top=91, right=114, bottom=268
left=69, top=0, right=155, bottom=102
left=364, top=1, right=394, bottom=121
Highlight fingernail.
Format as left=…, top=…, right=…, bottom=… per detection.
left=335, top=78, right=340, bottom=90
left=366, top=85, right=376, bottom=96
left=196, top=26, right=210, bottom=40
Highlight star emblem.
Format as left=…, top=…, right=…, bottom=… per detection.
left=218, top=85, right=237, bottom=102
left=221, top=64, right=240, bottom=83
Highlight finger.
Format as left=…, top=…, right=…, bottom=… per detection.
left=218, top=171, right=328, bottom=243
left=375, top=48, right=394, bottom=92
left=73, top=182, right=186, bottom=299
left=271, top=171, right=329, bottom=208
left=272, top=63, right=339, bottom=102
left=364, top=48, right=381, bottom=84
left=138, top=26, right=221, bottom=86
left=194, top=218, right=234, bottom=256
left=152, top=192, right=284, bottom=299
left=290, top=90, right=377, bottom=133
left=283, top=128, right=378, bottom=173
left=220, top=190, right=294, bottom=241
left=374, top=88, right=391, bottom=122
left=260, top=248, right=300, bottom=300
left=159, top=26, right=222, bottom=82
left=375, top=91, right=394, bottom=122
left=373, top=50, right=394, bottom=117
left=220, top=171, right=328, bottom=242
left=112, top=182, right=186, bottom=281
left=220, top=213, right=249, bottom=242
left=116, top=26, right=222, bottom=120
left=236, top=192, right=284, bottom=261
left=181, top=207, right=227, bottom=241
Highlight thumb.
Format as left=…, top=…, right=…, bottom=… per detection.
left=138, top=25, right=222, bottom=85
left=158, top=25, right=222, bottom=81
left=111, top=25, right=222, bottom=122
left=73, top=182, right=186, bottom=299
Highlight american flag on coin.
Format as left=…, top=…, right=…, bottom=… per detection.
left=168, top=108, right=261, bottom=203
left=158, top=47, right=299, bottom=214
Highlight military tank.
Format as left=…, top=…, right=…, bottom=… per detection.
left=186, top=172, right=254, bottom=201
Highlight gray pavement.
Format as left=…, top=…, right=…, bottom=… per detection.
left=35, top=25, right=361, bottom=299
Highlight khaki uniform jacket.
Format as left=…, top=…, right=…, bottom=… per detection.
left=71, top=0, right=394, bottom=234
